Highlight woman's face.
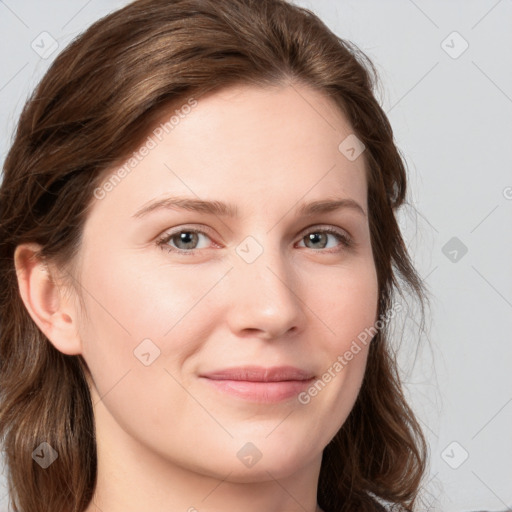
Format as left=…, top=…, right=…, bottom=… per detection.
left=74, top=83, right=379, bottom=481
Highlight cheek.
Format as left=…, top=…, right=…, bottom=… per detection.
left=320, top=257, right=379, bottom=350
left=76, top=248, right=228, bottom=385
left=304, top=258, right=378, bottom=412
left=75, top=250, right=211, bottom=442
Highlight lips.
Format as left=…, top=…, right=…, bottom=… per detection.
left=200, top=365, right=314, bottom=382
left=200, top=365, right=315, bottom=403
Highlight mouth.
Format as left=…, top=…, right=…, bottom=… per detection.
left=199, top=365, right=315, bottom=403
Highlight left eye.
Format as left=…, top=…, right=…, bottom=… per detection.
left=297, top=228, right=352, bottom=251
left=156, top=226, right=352, bottom=254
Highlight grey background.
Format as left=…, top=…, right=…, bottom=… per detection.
left=1, top=1, right=511, bottom=511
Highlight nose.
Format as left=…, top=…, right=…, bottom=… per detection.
left=224, top=239, right=306, bottom=341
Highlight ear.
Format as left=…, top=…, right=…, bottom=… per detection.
left=14, top=242, right=83, bottom=355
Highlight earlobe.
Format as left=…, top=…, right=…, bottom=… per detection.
left=14, top=243, right=83, bottom=356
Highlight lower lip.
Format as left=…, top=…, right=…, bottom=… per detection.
left=201, top=377, right=315, bottom=403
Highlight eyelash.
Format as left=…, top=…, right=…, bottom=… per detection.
left=156, top=225, right=353, bottom=256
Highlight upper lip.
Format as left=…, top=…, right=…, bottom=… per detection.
left=200, top=365, right=314, bottom=382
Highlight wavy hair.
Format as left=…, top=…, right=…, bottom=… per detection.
left=0, top=0, right=429, bottom=510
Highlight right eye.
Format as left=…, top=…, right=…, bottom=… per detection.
left=156, top=227, right=216, bottom=255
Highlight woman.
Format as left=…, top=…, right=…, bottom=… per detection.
left=0, top=0, right=429, bottom=511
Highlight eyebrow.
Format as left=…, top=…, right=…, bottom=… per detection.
left=132, top=195, right=367, bottom=219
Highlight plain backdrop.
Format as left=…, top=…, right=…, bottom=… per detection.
left=1, top=1, right=511, bottom=511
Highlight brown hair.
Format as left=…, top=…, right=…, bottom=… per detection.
left=0, top=0, right=429, bottom=510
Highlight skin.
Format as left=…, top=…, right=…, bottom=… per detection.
left=15, top=82, right=379, bottom=512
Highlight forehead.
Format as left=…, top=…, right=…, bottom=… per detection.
left=90, top=83, right=368, bottom=222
